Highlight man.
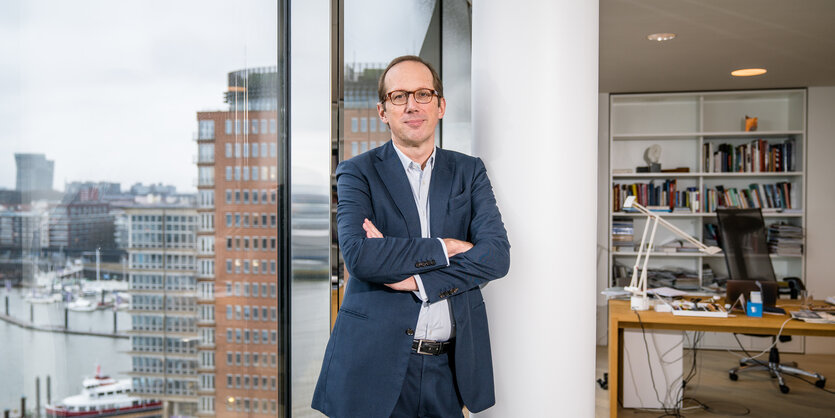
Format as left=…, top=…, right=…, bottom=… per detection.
left=312, top=55, right=510, bottom=417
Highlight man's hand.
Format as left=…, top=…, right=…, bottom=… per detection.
left=363, top=218, right=383, bottom=238
left=386, top=276, right=418, bottom=292
left=443, top=238, right=474, bottom=257
left=362, top=219, right=417, bottom=291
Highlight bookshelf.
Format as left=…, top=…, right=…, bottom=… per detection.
left=608, top=89, right=807, bottom=294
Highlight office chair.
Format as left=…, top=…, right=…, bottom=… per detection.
left=716, top=208, right=826, bottom=394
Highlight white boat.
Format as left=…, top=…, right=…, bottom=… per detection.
left=67, top=298, right=97, bottom=312
left=45, top=366, right=161, bottom=418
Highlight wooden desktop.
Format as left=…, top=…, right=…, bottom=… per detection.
left=607, top=298, right=835, bottom=417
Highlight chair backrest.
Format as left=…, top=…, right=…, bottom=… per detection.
left=715, top=208, right=777, bottom=283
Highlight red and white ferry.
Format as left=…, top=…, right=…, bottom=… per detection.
left=45, top=367, right=162, bottom=417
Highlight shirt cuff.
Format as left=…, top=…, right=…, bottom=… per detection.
left=437, top=238, right=450, bottom=266
left=412, top=274, right=428, bottom=302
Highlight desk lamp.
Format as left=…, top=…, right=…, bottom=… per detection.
left=622, top=196, right=722, bottom=310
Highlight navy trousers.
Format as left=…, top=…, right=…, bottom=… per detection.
left=390, top=350, right=464, bottom=418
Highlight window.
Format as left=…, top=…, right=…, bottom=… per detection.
left=235, top=119, right=241, bottom=135
left=352, top=142, right=358, bottom=156
left=251, top=119, right=258, bottom=134
left=270, top=119, right=277, bottom=133
left=351, top=117, right=358, bottom=132
left=361, top=141, right=368, bottom=153
left=226, top=190, right=232, bottom=203
left=252, top=166, right=258, bottom=180
left=225, top=143, right=232, bottom=157
left=270, top=143, right=277, bottom=157
left=370, top=117, right=377, bottom=132
left=225, top=166, right=232, bottom=181
left=225, top=119, right=232, bottom=134
left=253, top=142, right=259, bottom=157
left=234, top=166, right=241, bottom=181
left=243, top=143, right=249, bottom=157
left=243, top=190, right=250, bottom=203
left=226, top=213, right=232, bottom=226
left=261, top=143, right=268, bottom=157
left=360, top=117, right=368, bottom=132
left=261, top=119, right=267, bottom=134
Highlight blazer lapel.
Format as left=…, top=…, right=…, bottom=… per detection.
left=373, top=142, right=422, bottom=237
left=429, top=148, right=454, bottom=238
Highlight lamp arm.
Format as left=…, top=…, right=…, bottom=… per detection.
left=628, top=200, right=721, bottom=255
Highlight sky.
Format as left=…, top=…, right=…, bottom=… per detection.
left=0, top=0, right=436, bottom=193
left=0, top=0, right=277, bottom=193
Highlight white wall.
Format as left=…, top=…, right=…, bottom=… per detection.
left=804, top=86, right=835, bottom=354
left=471, top=1, right=599, bottom=416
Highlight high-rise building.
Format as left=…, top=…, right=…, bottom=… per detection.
left=126, top=205, right=200, bottom=416
left=195, top=66, right=280, bottom=416
left=15, top=153, right=55, bottom=192
left=343, top=63, right=390, bottom=159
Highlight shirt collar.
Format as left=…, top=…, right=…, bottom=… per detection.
left=392, top=142, right=436, bottom=172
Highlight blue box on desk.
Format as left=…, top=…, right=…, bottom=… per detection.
left=747, top=301, right=763, bottom=317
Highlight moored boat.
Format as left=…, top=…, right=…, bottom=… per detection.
left=45, top=366, right=161, bottom=417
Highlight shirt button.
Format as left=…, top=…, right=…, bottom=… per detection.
left=405, top=328, right=415, bottom=336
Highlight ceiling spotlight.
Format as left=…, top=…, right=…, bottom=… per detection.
left=647, top=33, right=676, bottom=42
left=731, top=68, right=767, bottom=77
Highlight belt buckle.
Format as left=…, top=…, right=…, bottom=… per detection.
left=416, top=339, right=433, bottom=355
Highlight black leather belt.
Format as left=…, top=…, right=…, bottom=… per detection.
left=411, top=339, right=453, bottom=355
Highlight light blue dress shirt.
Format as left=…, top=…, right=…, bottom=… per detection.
left=392, top=144, right=454, bottom=341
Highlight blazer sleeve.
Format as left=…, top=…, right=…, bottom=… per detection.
left=419, top=158, right=511, bottom=303
left=336, top=160, right=448, bottom=284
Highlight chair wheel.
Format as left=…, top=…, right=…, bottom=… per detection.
left=780, top=384, right=790, bottom=394
left=729, top=372, right=738, bottom=381
left=815, top=379, right=826, bottom=388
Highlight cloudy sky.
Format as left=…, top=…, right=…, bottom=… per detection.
left=0, top=0, right=434, bottom=193
left=0, top=0, right=277, bottom=193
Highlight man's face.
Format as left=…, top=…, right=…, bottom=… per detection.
left=377, top=60, right=445, bottom=149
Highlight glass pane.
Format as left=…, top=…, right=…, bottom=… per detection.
left=0, top=0, right=287, bottom=416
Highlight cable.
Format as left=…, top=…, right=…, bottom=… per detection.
left=635, top=310, right=682, bottom=417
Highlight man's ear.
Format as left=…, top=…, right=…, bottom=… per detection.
left=377, top=102, right=388, bottom=124
left=437, top=97, right=446, bottom=119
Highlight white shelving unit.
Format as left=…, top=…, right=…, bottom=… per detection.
left=608, top=89, right=807, bottom=290
left=608, top=89, right=808, bottom=352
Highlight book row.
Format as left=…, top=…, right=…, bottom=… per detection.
left=613, top=181, right=797, bottom=213
left=703, top=138, right=796, bottom=173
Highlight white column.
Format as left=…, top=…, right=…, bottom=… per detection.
left=471, top=1, right=598, bottom=416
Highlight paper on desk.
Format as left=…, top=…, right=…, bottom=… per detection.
left=647, top=287, right=689, bottom=297
left=601, top=287, right=631, bottom=297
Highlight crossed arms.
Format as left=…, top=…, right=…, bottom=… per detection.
left=336, top=157, right=510, bottom=302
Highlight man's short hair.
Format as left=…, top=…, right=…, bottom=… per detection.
left=377, top=55, right=443, bottom=107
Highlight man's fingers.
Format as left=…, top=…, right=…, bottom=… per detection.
left=363, top=218, right=383, bottom=238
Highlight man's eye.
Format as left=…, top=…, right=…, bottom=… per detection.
left=416, top=90, right=431, bottom=99
left=391, top=92, right=406, bottom=101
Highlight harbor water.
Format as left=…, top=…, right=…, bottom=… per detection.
left=0, top=289, right=131, bottom=412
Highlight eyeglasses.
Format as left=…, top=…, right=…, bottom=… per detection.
left=383, top=89, right=439, bottom=106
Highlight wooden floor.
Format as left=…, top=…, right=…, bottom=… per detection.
left=595, top=345, right=835, bottom=417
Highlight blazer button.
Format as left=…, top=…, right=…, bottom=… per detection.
left=415, top=262, right=422, bottom=268
left=405, top=328, right=414, bottom=336
left=429, top=260, right=436, bottom=266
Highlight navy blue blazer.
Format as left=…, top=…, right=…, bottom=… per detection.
left=312, top=141, right=510, bottom=417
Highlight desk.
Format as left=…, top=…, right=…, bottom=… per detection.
left=607, top=299, right=835, bottom=418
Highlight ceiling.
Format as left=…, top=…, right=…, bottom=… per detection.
left=599, top=0, right=835, bottom=93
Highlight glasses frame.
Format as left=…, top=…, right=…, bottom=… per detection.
left=382, top=89, right=440, bottom=106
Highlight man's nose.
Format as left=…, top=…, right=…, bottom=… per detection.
left=404, top=93, right=419, bottom=111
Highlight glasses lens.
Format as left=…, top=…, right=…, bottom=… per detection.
left=414, top=89, right=433, bottom=103
left=389, top=91, right=407, bottom=105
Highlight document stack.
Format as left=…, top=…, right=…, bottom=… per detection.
left=768, top=223, right=803, bottom=255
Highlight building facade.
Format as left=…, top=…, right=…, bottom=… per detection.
left=126, top=205, right=200, bottom=417
left=15, top=153, right=54, bottom=193
left=195, top=66, right=281, bottom=416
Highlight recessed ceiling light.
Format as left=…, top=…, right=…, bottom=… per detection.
left=731, top=68, right=767, bottom=77
left=647, top=33, right=676, bottom=42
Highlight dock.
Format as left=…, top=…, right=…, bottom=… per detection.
left=0, top=312, right=128, bottom=339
